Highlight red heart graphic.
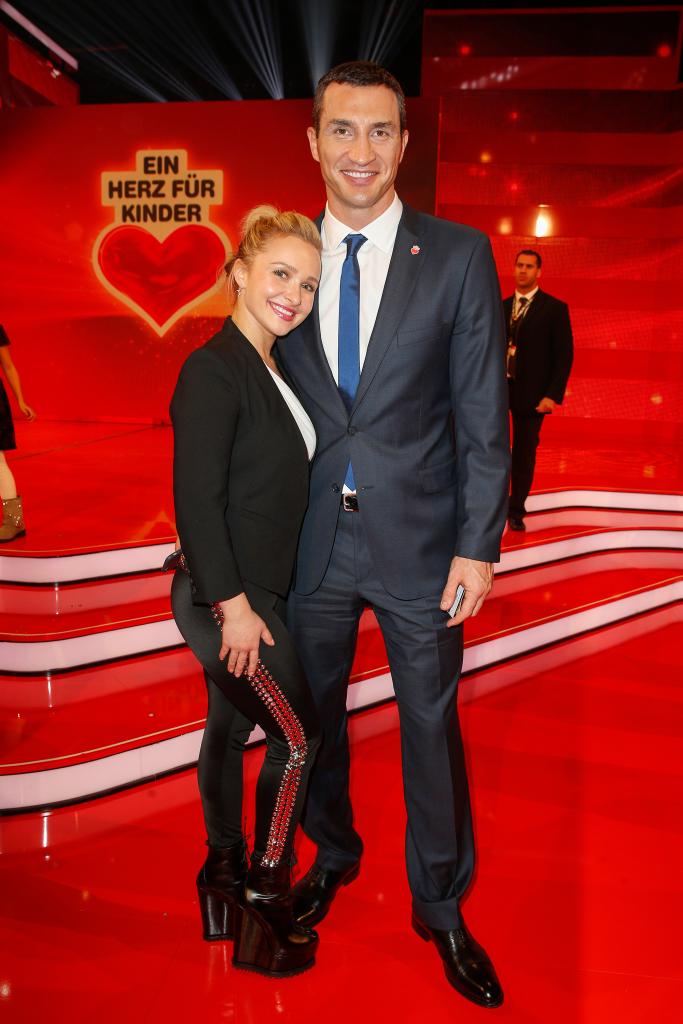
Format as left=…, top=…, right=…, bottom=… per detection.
left=97, top=225, right=226, bottom=329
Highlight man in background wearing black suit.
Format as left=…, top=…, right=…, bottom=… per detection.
left=504, top=250, right=574, bottom=531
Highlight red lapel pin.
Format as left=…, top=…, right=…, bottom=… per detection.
left=410, top=245, right=420, bottom=255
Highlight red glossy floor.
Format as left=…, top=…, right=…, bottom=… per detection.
left=1, top=420, right=682, bottom=1022
left=1, top=607, right=682, bottom=1023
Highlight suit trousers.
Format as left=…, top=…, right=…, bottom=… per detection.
left=287, top=507, right=474, bottom=930
left=509, top=409, right=545, bottom=519
left=171, top=570, right=320, bottom=864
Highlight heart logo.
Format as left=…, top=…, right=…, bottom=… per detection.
left=94, top=225, right=228, bottom=334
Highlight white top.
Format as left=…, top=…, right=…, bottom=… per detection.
left=266, top=367, right=317, bottom=461
left=514, top=286, right=539, bottom=317
left=318, top=192, right=403, bottom=382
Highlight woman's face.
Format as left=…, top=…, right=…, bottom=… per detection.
left=235, top=234, right=321, bottom=341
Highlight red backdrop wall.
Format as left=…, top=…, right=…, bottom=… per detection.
left=424, top=7, right=683, bottom=448
left=0, top=98, right=438, bottom=424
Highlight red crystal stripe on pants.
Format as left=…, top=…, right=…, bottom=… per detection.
left=247, top=660, right=308, bottom=867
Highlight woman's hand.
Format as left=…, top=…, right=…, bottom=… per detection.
left=19, top=401, right=36, bottom=421
left=217, top=592, right=275, bottom=678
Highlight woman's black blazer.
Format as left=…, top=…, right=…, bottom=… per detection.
left=170, top=318, right=310, bottom=604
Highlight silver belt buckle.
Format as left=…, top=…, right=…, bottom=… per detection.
left=342, top=493, right=359, bottom=512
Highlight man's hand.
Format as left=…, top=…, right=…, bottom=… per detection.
left=535, top=396, right=556, bottom=414
left=440, top=556, right=493, bottom=627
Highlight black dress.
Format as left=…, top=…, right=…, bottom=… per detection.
left=0, top=326, right=17, bottom=452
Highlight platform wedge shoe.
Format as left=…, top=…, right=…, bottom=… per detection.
left=232, top=860, right=318, bottom=977
left=196, top=838, right=248, bottom=942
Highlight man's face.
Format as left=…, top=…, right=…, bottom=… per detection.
left=514, top=254, right=541, bottom=291
left=308, top=82, right=408, bottom=226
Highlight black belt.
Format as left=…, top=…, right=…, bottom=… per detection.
left=342, top=493, right=359, bottom=512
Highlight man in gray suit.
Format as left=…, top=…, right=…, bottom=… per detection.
left=278, top=62, right=509, bottom=1008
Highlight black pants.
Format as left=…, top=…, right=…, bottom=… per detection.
left=287, top=509, right=472, bottom=931
left=509, top=410, right=544, bottom=519
left=171, top=570, right=320, bottom=866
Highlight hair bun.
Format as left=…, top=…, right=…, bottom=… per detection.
left=225, top=204, right=322, bottom=301
left=240, top=204, right=280, bottom=236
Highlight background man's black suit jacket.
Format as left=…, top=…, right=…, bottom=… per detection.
left=503, top=289, right=574, bottom=415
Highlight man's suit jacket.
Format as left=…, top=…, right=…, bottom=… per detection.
left=503, top=289, right=574, bottom=415
left=277, top=204, right=510, bottom=601
left=171, top=318, right=310, bottom=604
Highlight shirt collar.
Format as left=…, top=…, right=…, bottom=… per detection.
left=321, top=193, right=403, bottom=255
left=515, top=286, right=539, bottom=302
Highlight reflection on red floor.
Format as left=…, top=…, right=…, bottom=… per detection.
left=1, top=607, right=681, bottom=1023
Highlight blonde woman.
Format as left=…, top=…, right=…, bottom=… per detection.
left=168, top=207, right=322, bottom=977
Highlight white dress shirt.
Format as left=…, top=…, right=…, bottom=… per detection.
left=318, top=192, right=403, bottom=382
left=513, top=285, right=538, bottom=317
left=266, top=367, right=317, bottom=461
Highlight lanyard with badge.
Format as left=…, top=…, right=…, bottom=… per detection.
left=506, top=295, right=532, bottom=378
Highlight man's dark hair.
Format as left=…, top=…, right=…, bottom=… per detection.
left=312, top=61, right=407, bottom=136
left=515, top=249, right=542, bottom=268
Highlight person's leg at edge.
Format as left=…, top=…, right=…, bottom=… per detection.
left=0, top=451, right=17, bottom=499
left=0, top=451, right=25, bottom=541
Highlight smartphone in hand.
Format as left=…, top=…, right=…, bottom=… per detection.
left=448, top=584, right=466, bottom=618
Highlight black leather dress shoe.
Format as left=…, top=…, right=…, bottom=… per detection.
left=292, top=862, right=360, bottom=927
left=508, top=516, right=526, bottom=531
left=413, top=915, right=504, bottom=1009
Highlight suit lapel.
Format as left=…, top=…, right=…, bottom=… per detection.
left=351, top=205, right=427, bottom=414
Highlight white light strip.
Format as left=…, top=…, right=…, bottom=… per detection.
left=0, top=1, right=79, bottom=71
left=1, top=582, right=680, bottom=811
left=0, top=542, right=175, bottom=585
left=495, top=549, right=681, bottom=599
left=463, top=579, right=682, bottom=672
left=2, top=528, right=680, bottom=672
left=526, top=490, right=683, bottom=514
left=497, top=528, right=683, bottom=575
left=1, top=491, right=679, bottom=584
left=0, top=618, right=183, bottom=673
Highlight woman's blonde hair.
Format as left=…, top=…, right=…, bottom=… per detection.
left=225, top=205, right=322, bottom=299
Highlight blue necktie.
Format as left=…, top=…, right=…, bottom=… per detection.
left=338, top=233, right=367, bottom=490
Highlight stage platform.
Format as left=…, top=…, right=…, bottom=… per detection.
left=0, top=419, right=682, bottom=812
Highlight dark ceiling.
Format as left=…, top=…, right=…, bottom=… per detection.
left=3, top=0, right=680, bottom=104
